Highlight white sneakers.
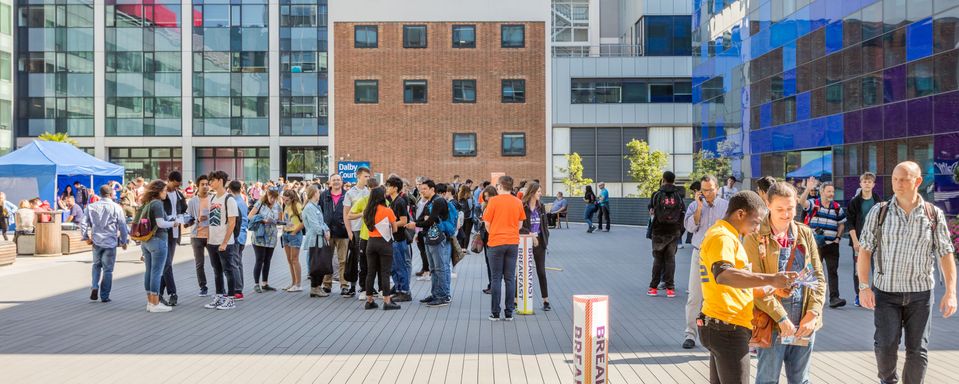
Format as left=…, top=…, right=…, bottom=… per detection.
left=216, top=297, right=236, bottom=310
left=287, top=285, right=303, bottom=292
left=203, top=295, right=237, bottom=310
left=416, top=273, right=431, bottom=281
left=147, top=303, right=173, bottom=313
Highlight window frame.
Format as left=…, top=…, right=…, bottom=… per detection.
left=403, top=80, right=429, bottom=104
left=403, top=25, right=428, bottom=48
left=452, top=24, right=476, bottom=48
left=354, top=25, right=378, bottom=48
left=501, top=132, right=527, bottom=156
left=354, top=79, right=379, bottom=104
left=452, top=132, right=477, bottom=157
left=501, top=79, right=526, bottom=103
left=452, top=79, right=477, bottom=103
left=501, top=24, right=526, bottom=48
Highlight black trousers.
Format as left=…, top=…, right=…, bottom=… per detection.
left=597, top=205, right=611, bottom=230
left=649, top=234, right=678, bottom=290
left=819, top=242, right=841, bottom=299
left=533, top=243, right=548, bottom=298
left=851, top=246, right=860, bottom=298
left=416, top=233, right=429, bottom=272
left=252, top=244, right=275, bottom=284
left=699, top=319, right=751, bottom=384
left=365, top=237, right=393, bottom=297
left=191, top=237, right=209, bottom=290
left=0, top=217, right=8, bottom=241
left=159, top=234, right=178, bottom=296
left=349, top=237, right=371, bottom=291
left=206, top=243, right=237, bottom=296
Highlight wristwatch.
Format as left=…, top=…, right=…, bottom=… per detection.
left=858, top=283, right=871, bottom=292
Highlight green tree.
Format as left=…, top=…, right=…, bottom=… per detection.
left=625, top=139, right=668, bottom=197
left=688, top=149, right=732, bottom=187
left=560, top=152, right=593, bottom=196
left=38, top=132, right=78, bottom=146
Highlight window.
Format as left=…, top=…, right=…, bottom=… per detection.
left=0, top=4, right=10, bottom=36
left=195, top=147, right=269, bottom=182
left=109, top=147, right=183, bottom=182
left=452, top=25, right=476, bottom=48
left=551, top=0, right=589, bottom=43
left=502, top=79, right=526, bottom=103
left=354, top=80, right=378, bottom=103
left=453, top=133, right=477, bottom=156
left=453, top=80, right=477, bottom=103
left=0, top=100, right=10, bottom=130
left=501, top=25, right=525, bottom=48
left=403, top=25, right=428, bottom=48
left=404, top=80, right=428, bottom=103
left=354, top=25, right=378, bottom=48
left=639, top=16, right=692, bottom=56
left=502, top=133, right=526, bottom=156
left=571, top=78, right=692, bottom=103
left=0, top=52, right=9, bottom=82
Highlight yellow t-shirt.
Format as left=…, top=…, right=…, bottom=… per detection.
left=699, top=219, right=754, bottom=329
left=284, top=202, right=304, bottom=233
left=350, top=196, right=370, bottom=240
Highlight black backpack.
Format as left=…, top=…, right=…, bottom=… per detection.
left=652, top=189, right=684, bottom=227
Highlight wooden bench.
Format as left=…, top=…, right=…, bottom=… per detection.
left=61, top=231, right=92, bottom=255
left=0, top=242, right=15, bottom=266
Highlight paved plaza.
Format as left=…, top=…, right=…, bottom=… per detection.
left=0, top=225, right=957, bottom=383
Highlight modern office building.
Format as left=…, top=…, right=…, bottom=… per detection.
left=693, top=0, right=959, bottom=212
left=550, top=0, right=693, bottom=197
left=0, top=0, right=11, bottom=156
left=328, top=0, right=550, bottom=185
left=15, top=0, right=329, bottom=182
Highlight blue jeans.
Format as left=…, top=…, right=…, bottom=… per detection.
left=391, top=240, right=411, bottom=294
left=584, top=204, right=597, bottom=227
left=488, top=244, right=518, bottom=315
left=425, top=240, right=452, bottom=300
left=91, top=245, right=117, bottom=300
left=142, top=236, right=169, bottom=295
left=755, top=332, right=816, bottom=384
left=874, top=289, right=933, bottom=384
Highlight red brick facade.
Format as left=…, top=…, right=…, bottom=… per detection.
left=333, top=21, right=546, bottom=185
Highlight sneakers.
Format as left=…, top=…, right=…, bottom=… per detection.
left=358, top=292, right=368, bottom=301
left=666, top=289, right=676, bottom=298
left=426, top=299, right=449, bottom=307
left=287, top=285, right=302, bottom=293
left=216, top=297, right=236, bottom=310
left=415, top=270, right=428, bottom=277
left=310, top=287, right=330, bottom=298
left=364, top=301, right=379, bottom=310
left=262, top=285, right=277, bottom=292
left=341, top=288, right=354, bottom=298
left=147, top=303, right=173, bottom=313
left=420, top=295, right=435, bottom=304
left=383, top=302, right=401, bottom=311
left=682, top=338, right=696, bottom=349
left=543, top=302, right=552, bottom=311
left=169, top=294, right=178, bottom=306
left=393, top=293, right=413, bottom=302
left=587, top=226, right=595, bottom=233
left=829, top=297, right=847, bottom=308
left=854, top=295, right=861, bottom=307
left=90, top=289, right=98, bottom=301
left=504, top=312, right=514, bottom=321
left=647, top=288, right=658, bottom=296
left=254, top=285, right=263, bottom=293
left=416, top=273, right=431, bottom=281
left=204, top=295, right=225, bottom=309
left=234, top=293, right=244, bottom=301
left=489, top=313, right=501, bottom=321
left=198, top=287, right=209, bottom=297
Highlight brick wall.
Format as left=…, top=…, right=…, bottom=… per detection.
left=333, top=21, right=546, bottom=184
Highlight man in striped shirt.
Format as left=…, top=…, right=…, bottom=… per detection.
left=799, top=178, right=848, bottom=308
left=858, top=161, right=956, bottom=384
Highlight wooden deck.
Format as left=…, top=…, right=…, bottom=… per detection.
left=0, top=225, right=957, bottom=383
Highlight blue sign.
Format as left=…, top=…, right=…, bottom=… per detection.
left=337, top=161, right=370, bottom=184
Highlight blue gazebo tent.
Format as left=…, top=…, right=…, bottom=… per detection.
left=0, top=141, right=124, bottom=207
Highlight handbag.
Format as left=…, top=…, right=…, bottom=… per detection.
left=425, top=224, right=447, bottom=245
left=750, top=231, right=798, bottom=349
left=469, top=232, right=484, bottom=253
left=130, top=201, right=159, bottom=242
left=309, top=235, right=334, bottom=277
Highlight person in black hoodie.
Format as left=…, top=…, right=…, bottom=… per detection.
left=646, top=171, right=685, bottom=297
left=159, top=171, right=187, bottom=306
left=319, top=174, right=352, bottom=296
left=406, top=180, right=452, bottom=307
left=846, top=172, right=881, bottom=307
left=519, top=182, right=551, bottom=311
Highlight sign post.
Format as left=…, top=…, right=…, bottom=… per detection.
left=573, top=295, right=609, bottom=384
left=516, top=234, right=535, bottom=315
left=337, top=161, right=371, bottom=184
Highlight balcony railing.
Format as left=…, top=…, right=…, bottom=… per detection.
left=552, top=44, right=644, bottom=58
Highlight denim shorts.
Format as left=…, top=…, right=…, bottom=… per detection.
left=281, top=231, right=303, bottom=248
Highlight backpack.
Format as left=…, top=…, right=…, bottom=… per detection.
left=803, top=198, right=841, bottom=226
left=871, top=199, right=938, bottom=276
left=130, top=200, right=159, bottom=242
left=652, top=189, right=684, bottom=226
left=441, top=200, right=459, bottom=237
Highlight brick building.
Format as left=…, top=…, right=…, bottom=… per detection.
left=329, top=0, right=550, bottom=186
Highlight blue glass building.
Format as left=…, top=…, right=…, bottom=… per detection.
left=693, top=0, right=959, bottom=213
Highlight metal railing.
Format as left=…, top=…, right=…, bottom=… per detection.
left=552, top=44, right=645, bottom=58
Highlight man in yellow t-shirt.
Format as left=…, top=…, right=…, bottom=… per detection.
left=698, top=191, right=795, bottom=384
left=346, top=178, right=379, bottom=300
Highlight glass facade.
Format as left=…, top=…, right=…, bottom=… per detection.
left=693, top=0, right=959, bottom=212
left=638, top=16, right=692, bottom=56
left=195, top=147, right=269, bottom=182
left=192, top=0, right=269, bottom=136
left=17, top=1, right=95, bottom=137
left=571, top=78, right=692, bottom=103
left=109, top=147, right=182, bottom=181
left=280, top=0, right=327, bottom=136
left=106, top=0, right=183, bottom=137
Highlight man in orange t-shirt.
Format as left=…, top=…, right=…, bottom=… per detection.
left=482, top=175, right=527, bottom=321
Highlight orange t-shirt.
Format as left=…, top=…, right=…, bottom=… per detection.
left=482, top=194, right=527, bottom=247
left=369, top=205, right=397, bottom=238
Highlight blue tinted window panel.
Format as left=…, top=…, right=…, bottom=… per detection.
left=826, top=114, right=844, bottom=146
left=883, top=101, right=908, bottom=139
left=761, top=102, right=773, bottom=128
left=826, top=21, right=843, bottom=54
left=907, top=96, right=934, bottom=136
left=844, top=109, right=863, bottom=144
left=808, top=118, right=827, bottom=148
left=784, top=68, right=797, bottom=96
left=810, top=0, right=828, bottom=31
left=784, top=41, right=797, bottom=71
left=906, top=17, right=934, bottom=61
left=862, top=105, right=885, bottom=141
left=884, top=65, right=907, bottom=103
left=934, top=90, right=959, bottom=133
left=751, top=129, right=772, bottom=154
left=797, top=91, right=811, bottom=120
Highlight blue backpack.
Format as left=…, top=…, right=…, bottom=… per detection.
left=440, top=200, right=458, bottom=237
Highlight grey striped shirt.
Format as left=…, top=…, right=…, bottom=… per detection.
left=859, top=196, right=954, bottom=292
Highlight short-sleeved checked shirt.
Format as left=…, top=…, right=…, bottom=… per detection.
left=859, top=196, right=954, bottom=293
left=805, top=198, right=847, bottom=242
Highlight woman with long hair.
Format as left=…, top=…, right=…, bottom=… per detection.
left=280, top=189, right=305, bottom=292
left=480, top=185, right=498, bottom=294
left=455, top=185, right=474, bottom=252
left=584, top=185, right=598, bottom=233
left=520, top=182, right=552, bottom=311
left=301, top=185, right=331, bottom=298
left=139, top=180, right=178, bottom=313
left=58, top=185, right=74, bottom=210
left=249, top=188, right=281, bottom=292
left=362, top=186, right=400, bottom=310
